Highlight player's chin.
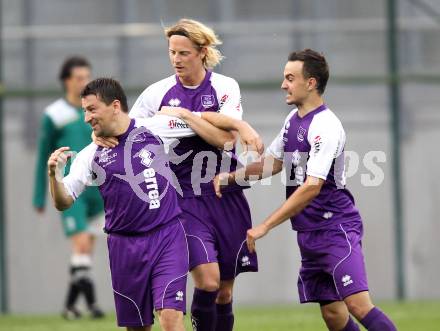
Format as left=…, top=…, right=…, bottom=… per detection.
left=285, top=97, right=296, bottom=105
left=93, top=129, right=103, bottom=137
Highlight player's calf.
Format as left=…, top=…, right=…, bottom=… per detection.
left=344, top=292, right=397, bottom=331
left=215, top=280, right=234, bottom=331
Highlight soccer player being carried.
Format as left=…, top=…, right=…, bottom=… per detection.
left=33, top=56, right=105, bottom=319
left=48, top=77, right=203, bottom=331
left=214, top=49, right=398, bottom=331
left=95, top=18, right=263, bottom=331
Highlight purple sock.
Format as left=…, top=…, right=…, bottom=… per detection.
left=342, top=316, right=360, bottom=331
left=215, top=302, right=234, bottom=331
left=191, top=288, right=218, bottom=331
left=360, top=307, right=397, bottom=331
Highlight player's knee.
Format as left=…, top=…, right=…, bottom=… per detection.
left=158, top=309, right=183, bottom=331
left=321, top=305, right=347, bottom=331
left=216, top=288, right=233, bottom=304
left=345, top=300, right=373, bottom=320
left=198, top=279, right=220, bottom=292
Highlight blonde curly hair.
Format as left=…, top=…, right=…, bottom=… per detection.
left=165, top=18, right=224, bottom=69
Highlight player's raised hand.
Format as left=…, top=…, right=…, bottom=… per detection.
left=47, top=147, right=71, bottom=177
left=246, top=223, right=269, bottom=253
left=213, top=172, right=231, bottom=198
left=237, top=121, right=264, bottom=155
left=91, top=131, right=118, bottom=148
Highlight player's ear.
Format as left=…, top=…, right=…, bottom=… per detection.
left=308, top=77, right=317, bottom=92
left=199, top=46, right=207, bottom=61
left=112, top=100, right=121, bottom=114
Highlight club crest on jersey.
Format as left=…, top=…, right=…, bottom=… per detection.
left=201, top=94, right=215, bottom=108
left=297, top=126, right=307, bottom=142
left=168, top=98, right=181, bottom=107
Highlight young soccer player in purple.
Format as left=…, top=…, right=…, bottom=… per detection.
left=215, top=49, right=398, bottom=331
left=48, top=78, right=199, bottom=331
left=130, top=19, right=260, bottom=331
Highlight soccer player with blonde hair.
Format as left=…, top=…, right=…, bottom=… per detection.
left=96, top=18, right=262, bottom=331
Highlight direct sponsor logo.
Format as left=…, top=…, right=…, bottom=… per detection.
left=97, top=148, right=117, bottom=168
left=168, top=119, right=190, bottom=129
left=313, top=135, right=322, bottom=154
left=219, top=94, right=229, bottom=109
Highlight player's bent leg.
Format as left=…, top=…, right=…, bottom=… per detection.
left=157, top=309, right=185, bottom=331
left=215, top=279, right=234, bottom=331
left=190, top=263, right=220, bottom=331
left=344, top=291, right=397, bottom=331
left=343, top=291, right=374, bottom=321
left=320, top=301, right=360, bottom=331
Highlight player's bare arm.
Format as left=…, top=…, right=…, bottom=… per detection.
left=213, top=155, right=283, bottom=198
left=159, top=106, right=236, bottom=149
left=198, top=111, right=264, bottom=154
left=246, top=175, right=324, bottom=253
left=48, top=146, right=74, bottom=211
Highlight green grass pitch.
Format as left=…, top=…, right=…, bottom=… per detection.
left=1, top=301, right=439, bottom=330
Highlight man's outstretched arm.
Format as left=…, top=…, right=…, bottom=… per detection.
left=246, top=176, right=324, bottom=253
left=213, top=155, right=283, bottom=197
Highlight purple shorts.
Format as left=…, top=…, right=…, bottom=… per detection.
left=107, top=219, right=188, bottom=327
left=297, top=220, right=369, bottom=303
left=179, top=190, right=258, bottom=280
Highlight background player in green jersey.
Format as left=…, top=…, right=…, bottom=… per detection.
left=33, top=56, right=105, bottom=320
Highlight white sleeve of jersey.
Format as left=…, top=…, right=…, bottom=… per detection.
left=306, top=112, right=345, bottom=180
left=135, top=116, right=195, bottom=138
left=62, top=144, right=97, bottom=200
left=211, top=73, right=243, bottom=120
left=129, top=76, right=175, bottom=119
left=266, top=110, right=297, bottom=160
left=130, top=87, right=156, bottom=119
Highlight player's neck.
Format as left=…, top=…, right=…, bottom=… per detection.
left=297, top=96, right=324, bottom=118
left=179, top=68, right=206, bottom=87
left=112, top=114, right=131, bottom=137
left=65, top=92, right=82, bottom=108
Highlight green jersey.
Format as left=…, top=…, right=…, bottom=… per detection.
left=33, top=98, right=98, bottom=209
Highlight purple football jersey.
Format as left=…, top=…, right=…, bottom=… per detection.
left=268, top=104, right=361, bottom=231
left=64, top=119, right=182, bottom=234
left=130, top=71, right=247, bottom=197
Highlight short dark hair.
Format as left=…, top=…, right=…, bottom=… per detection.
left=81, top=78, right=129, bottom=113
left=288, top=49, right=329, bottom=95
left=58, top=56, right=91, bottom=83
